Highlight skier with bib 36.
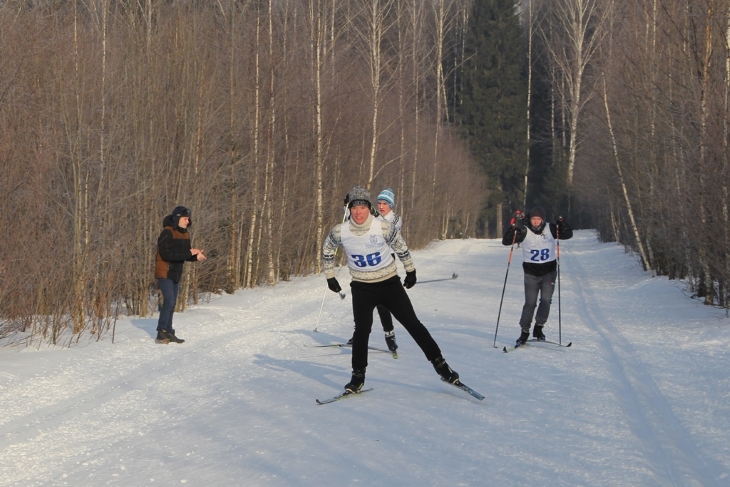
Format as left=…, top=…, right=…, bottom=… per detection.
left=502, top=206, right=572, bottom=346
left=346, top=187, right=402, bottom=353
left=323, top=186, right=459, bottom=393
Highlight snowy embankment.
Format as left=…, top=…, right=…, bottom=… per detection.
left=0, top=230, right=728, bottom=486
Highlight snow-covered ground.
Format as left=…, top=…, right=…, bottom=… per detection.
left=1, top=230, right=728, bottom=486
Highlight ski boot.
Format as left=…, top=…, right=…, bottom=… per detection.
left=532, top=325, right=546, bottom=341
left=431, top=356, right=459, bottom=383
left=344, top=369, right=365, bottom=393
left=384, top=330, right=398, bottom=352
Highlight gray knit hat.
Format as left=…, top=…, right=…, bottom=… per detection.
left=347, top=185, right=371, bottom=209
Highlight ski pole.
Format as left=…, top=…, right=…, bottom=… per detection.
left=314, top=206, right=348, bottom=332
left=557, top=225, right=562, bottom=345
left=493, top=230, right=518, bottom=348
left=314, top=262, right=346, bottom=332
left=313, top=286, right=328, bottom=332
left=418, top=273, right=458, bottom=284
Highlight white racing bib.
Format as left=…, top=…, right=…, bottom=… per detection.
left=521, top=227, right=556, bottom=264
left=341, top=219, right=394, bottom=272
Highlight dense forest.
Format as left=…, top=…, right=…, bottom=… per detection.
left=0, top=0, right=728, bottom=344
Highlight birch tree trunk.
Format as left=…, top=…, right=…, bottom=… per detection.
left=431, top=0, right=447, bottom=215
left=245, top=14, right=262, bottom=288
left=698, top=1, right=715, bottom=304
left=524, top=0, right=533, bottom=209
left=71, top=0, right=87, bottom=336
left=143, top=0, right=156, bottom=315
left=542, top=0, right=608, bottom=185
left=408, top=0, right=424, bottom=223
left=365, top=0, right=393, bottom=188
left=227, top=0, right=240, bottom=293
left=601, top=70, right=653, bottom=275
left=311, top=0, right=325, bottom=273
left=265, top=0, right=276, bottom=285
left=724, top=2, right=730, bottom=308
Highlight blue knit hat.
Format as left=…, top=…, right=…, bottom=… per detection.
left=377, top=188, right=395, bottom=208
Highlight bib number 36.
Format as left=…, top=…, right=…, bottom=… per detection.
left=352, top=252, right=382, bottom=267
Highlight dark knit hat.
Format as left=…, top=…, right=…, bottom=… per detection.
left=528, top=206, right=546, bottom=221
left=347, top=185, right=371, bottom=209
left=171, top=206, right=192, bottom=227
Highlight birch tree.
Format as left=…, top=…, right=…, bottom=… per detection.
left=540, top=0, right=608, bottom=185
left=600, top=69, right=652, bottom=275
left=523, top=0, right=534, bottom=209
left=308, top=0, right=329, bottom=273
left=245, top=12, right=262, bottom=288
left=351, top=0, right=396, bottom=189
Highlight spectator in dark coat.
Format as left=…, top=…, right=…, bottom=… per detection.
left=154, top=206, right=206, bottom=344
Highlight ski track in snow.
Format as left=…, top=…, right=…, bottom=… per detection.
left=563, top=234, right=725, bottom=486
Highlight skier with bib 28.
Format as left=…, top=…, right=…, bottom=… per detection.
left=323, top=185, right=459, bottom=393
left=502, top=206, right=572, bottom=346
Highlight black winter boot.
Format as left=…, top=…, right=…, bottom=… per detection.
left=155, top=330, right=170, bottom=344
left=168, top=330, right=185, bottom=344
left=431, top=356, right=459, bottom=383
left=384, top=331, right=398, bottom=352
left=533, top=325, right=546, bottom=341
left=516, top=331, right=529, bottom=346
left=345, top=369, right=365, bottom=393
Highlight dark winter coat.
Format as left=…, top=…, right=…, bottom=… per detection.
left=502, top=219, right=573, bottom=276
left=155, top=215, right=197, bottom=282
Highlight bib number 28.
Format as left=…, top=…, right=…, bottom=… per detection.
left=530, top=249, right=551, bottom=261
left=352, top=252, right=382, bottom=267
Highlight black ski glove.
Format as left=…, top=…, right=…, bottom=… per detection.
left=512, top=212, right=524, bottom=230
left=403, top=270, right=417, bottom=289
left=327, top=277, right=342, bottom=293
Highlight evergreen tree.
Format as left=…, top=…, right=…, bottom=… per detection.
left=456, top=0, right=527, bottom=234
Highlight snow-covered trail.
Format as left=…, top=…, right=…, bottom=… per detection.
left=0, top=231, right=728, bottom=486
left=564, top=235, right=726, bottom=486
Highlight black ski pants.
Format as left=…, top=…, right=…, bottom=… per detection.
left=375, top=305, right=395, bottom=333
left=350, top=276, right=441, bottom=371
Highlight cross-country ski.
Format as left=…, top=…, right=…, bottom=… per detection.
left=503, top=339, right=573, bottom=353
left=316, top=388, right=374, bottom=405
left=444, top=380, right=485, bottom=401
left=304, top=342, right=397, bottom=358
